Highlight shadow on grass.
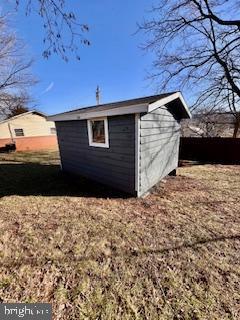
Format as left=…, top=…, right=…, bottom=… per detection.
left=4, top=234, right=240, bottom=270
left=135, top=234, right=240, bottom=256
left=68, top=234, right=240, bottom=264
left=0, top=163, right=130, bottom=199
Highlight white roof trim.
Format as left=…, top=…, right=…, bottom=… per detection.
left=0, top=110, right=46, bottom=125
left=47, top=92, right=191, bottom=122
left=148, top=92, right=192, bottom=118
left=47, top=103, right=149, bottom=121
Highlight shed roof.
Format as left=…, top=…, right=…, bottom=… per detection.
left=48, top=92, right=191, bottom=121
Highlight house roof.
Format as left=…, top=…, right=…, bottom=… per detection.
left=0, top=110, right=46, bottom=125
left=48, top=92, right=191, bottom=122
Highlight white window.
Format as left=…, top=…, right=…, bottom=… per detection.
left=50, top=127, right=56, bottom=134
left=87, top=118, right=109, bottom=148
left=14, top=128, right=24, bottom=137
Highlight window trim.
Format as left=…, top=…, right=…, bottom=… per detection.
left=87, top=117, right=109, bottom=148
left=50, top=127, right=56, bottom=134
left=14, top=128, right=24, bottom=137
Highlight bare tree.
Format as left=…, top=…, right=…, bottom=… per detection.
left=140, top=0, right=240, bottom=137
left=0, top=92, right=30, bottom=119
left=14, top=0, right=90, bottom=61
left=181, top=110, right=234, bottom=137
left=0, top=15, right=35, bottom=119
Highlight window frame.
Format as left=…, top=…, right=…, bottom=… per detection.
left=14, top=128, right=24, bottom=137
left=50, top=127, right=56, bottom=134
left=87, top=117, right=109, bottom=148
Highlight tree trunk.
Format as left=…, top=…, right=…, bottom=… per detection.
left=233, top=116, right=240, bottom=138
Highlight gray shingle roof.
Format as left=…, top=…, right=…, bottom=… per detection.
left=53, top=92, right=177, bottom=116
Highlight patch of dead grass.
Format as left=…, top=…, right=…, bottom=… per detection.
left=0, top=152, right=239, bottom=319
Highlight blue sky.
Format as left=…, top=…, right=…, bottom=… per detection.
left=9, top=1, right=159, bottom=115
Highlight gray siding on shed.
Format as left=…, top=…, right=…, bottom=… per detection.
left=56, top=114, right=136, bottom=194
left=139, top=106, right=181, bottom=195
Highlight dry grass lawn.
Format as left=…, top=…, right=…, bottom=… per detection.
left=0, top=150, right=239, bottom=319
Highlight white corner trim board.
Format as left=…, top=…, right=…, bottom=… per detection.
left=135, top=113, right=140, bottom=196
left=87, top=117, right=109, bottom=148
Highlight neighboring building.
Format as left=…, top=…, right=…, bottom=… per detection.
left=0, top=111, right=58, bottom=151
left=181, top=112, right=235, bottom=137
left=48, top=92, right=191, bottom=197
